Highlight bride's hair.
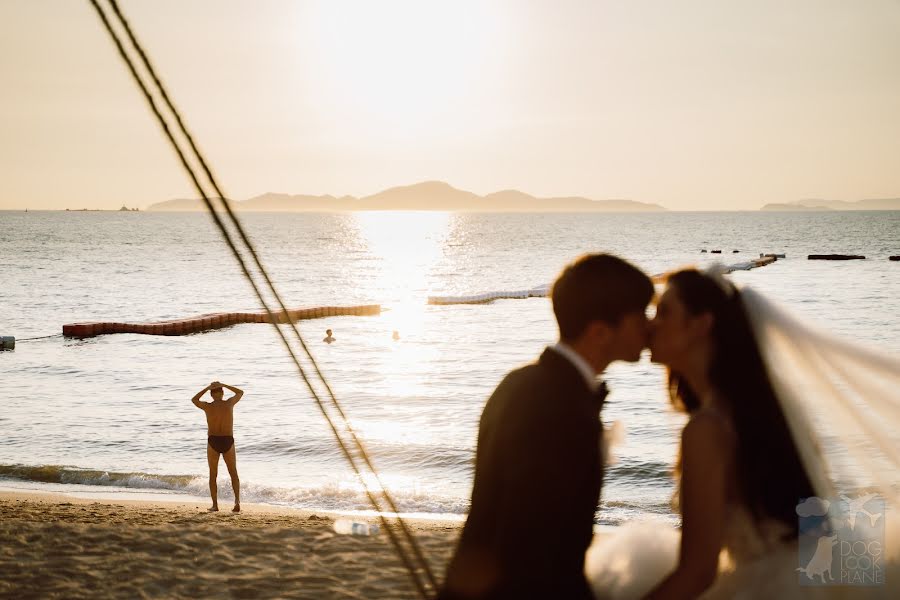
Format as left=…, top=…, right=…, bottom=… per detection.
left=666, top=269, right=814, bottom=537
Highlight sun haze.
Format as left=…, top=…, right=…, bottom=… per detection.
left=1, top=0, right=899, bottom=211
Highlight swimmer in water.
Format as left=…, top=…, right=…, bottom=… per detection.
left=392, top=330, right=400, bottom=341
left=323, top=329, right=335, bottom=344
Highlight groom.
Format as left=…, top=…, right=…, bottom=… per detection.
left=439, top=254, right=653, bottom=599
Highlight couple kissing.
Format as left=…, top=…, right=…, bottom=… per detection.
left=439, top=253, right=819, bottom=600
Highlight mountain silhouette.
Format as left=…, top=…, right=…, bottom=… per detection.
left=146, top=181, right=666, bottom=212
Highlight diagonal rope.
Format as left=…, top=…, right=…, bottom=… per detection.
left=101, top=1, right=438, bottom=590
left=89, top=2, right=430, bottom=594
left=87, top=0, right=435, bottom=595
left=102, top=2, right=439, bottom=589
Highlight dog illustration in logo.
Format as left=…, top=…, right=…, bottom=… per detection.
left=797, top=534, right=837, bottom=584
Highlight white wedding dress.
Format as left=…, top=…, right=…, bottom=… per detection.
left=585, top=504, right=877, bottom=599
left=586, top=282, right=900, bottom=600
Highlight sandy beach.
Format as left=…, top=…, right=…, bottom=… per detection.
left=0, top=490, right=459, bottom=599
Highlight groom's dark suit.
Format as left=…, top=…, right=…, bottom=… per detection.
left=439, top=347, right=607, bottom=600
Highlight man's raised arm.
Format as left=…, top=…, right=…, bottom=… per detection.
left=191, top=384, right=211, bottom=409
left=222, top=383, right=244, bottom=404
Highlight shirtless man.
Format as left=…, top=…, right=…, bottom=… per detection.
left=191, top=381, right=244, bottom=513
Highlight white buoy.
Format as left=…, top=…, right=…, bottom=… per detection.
left=0, top=336, right=15, bottom=351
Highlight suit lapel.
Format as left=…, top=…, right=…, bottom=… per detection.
left=538, top=348, right=604, bottom=415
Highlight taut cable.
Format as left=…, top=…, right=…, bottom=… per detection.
left=87, top=0, right=435, bottom=595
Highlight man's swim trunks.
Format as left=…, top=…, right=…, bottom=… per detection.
left=208, top=435, right=235, bottom=454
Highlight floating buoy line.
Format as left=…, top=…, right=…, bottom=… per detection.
left=428, top=255, right=780, bottom=306
left=6, top=250, right=897, bottom=345
left=61, top=304, right=380, bottom=339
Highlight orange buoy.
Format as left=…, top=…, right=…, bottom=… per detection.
left=62, top=323, right=92, bottom=338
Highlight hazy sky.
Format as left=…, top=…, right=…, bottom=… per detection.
left=2, top=0, right=899, bottom=210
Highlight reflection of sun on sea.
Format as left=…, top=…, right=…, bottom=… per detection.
left=349, top=211, right=450, bottom=448
left=354, top=211, right=449, bottom=337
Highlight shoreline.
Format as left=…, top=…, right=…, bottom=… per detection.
left=0, top=484, right=467, bottom=529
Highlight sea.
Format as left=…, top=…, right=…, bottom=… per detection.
left=2, top=210, right=898, bottom=525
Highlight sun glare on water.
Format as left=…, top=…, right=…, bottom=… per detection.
left=353, top=210, right=450, bottom=337
left=343, top=211, right=452, bottom=447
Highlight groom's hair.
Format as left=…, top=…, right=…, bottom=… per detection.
left=552, top=254, right=654, bottom=341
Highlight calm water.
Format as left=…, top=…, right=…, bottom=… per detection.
left=2, top=210, right=898, bottom=524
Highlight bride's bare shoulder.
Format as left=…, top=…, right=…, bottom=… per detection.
left=683, top=408, right=736, bottom=448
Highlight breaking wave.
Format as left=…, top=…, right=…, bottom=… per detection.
left=0, top=463, right=469, bottom=515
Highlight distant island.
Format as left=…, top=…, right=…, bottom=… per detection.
left=65, top=205, right=140, bottom=212
left=760, top=203, right=832, bottom=211
left=146, top=181, right=667, bottom=213
left=761, top=198, right=900, bottom=211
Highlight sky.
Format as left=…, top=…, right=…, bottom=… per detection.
left=1, top=0, right=899, bottom=211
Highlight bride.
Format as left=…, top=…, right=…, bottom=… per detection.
left=587, top=268, right=899, bottom=599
